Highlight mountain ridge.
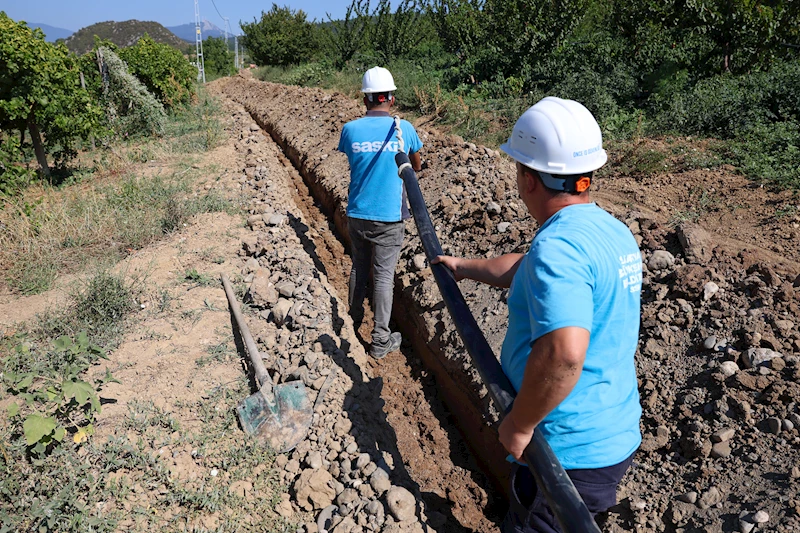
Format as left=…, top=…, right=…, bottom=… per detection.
left=167, top=20, right=229, bottom=42
left=27, top=23, right=74, bottom=42
left=63, top=19, right=190, bottom=54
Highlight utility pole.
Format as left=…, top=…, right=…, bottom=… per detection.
left=194, top=0, right=206, bottom=83
left=234, top=34, right=239, bottom=69
left=223, top=17, right=236, bottom=70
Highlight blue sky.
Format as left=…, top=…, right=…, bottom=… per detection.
left=0, top=0, right=363, bottom=33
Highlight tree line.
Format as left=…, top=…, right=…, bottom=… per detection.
left=242, top=0, right=800, bottom=187
left=0, top=13, right=238, bottom=192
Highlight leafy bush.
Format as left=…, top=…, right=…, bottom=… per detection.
left=117, top=35, right=196, bottom=108
left=4, top=333, right=117, bottom=456
left=0, top=14, right=105, bottom=174
left=98, top=47, right=166, bottom=137
left=0, top=134, right=35, bottom=196
left=725, top=121, right=800, bottom=188
left=203, top=36, right=236, bottom=80
left=282, top=62, right=334, bottom=87
left=650, top=61, right=800, bottom=137
left=241, top=4, right=318, bottom=66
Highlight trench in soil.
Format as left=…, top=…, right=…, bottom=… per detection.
left=255, top=116, right=507, bottom=530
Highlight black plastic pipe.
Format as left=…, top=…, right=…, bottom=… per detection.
left=395, top=152, right=601, bottom=533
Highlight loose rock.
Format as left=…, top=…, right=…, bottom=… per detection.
left=385, top=486, right=416, bottom=522
left=698, top=486, right=723, bottom=509
left=294, top=469, right=336, bottom=511
left=272, top=298, right=294, bottom=325
left=703, top=281, right=719, bottom=301
left=648, top=250, right=675, bottom=270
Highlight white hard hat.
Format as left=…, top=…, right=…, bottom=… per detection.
left=500, top=97, right=607, bottom=183
left=361, top=66, right=397, bottom=94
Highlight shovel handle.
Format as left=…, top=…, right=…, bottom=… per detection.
left=221, top=274, right=272, bottom=390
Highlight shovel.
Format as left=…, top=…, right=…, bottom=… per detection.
left=221, top=274, right=312, bottom=453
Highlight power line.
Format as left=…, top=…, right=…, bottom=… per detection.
left=209, top=0, right=225, bottom=23
left=202, top=0, right=240, bottom=69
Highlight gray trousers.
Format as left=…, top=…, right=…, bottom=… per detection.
left=347, top=217, right=404, bottom=345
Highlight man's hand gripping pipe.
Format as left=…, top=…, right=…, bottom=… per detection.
left=394, top=149, right=602, bottom=533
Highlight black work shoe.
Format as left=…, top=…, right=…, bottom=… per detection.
left=371, top=332, right=401, bottom=359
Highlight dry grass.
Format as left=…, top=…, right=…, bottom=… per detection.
left=0, top=91, right=234, bottom=295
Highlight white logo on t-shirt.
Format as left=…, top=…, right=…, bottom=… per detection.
left=618, top=252, right=643, bottom=293
left=351, top=141, right=400, bottom=153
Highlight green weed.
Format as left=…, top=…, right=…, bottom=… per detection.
left=197, top=341, right=234, bottom=368
left=155, top=289, right=174, bottom=313
left=35, top=271, right=136, bottom=350
left=668, top=186, right=720, bottom=227
left=124, top=400, right=181, bottom=433
left=183, top=269, right=214, bottom=287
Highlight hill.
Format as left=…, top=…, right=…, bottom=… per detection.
left=63, top=20, right=189, bottom=54
left=28, top=22, right=73, bottom=42
left=167, top=20, right=226, bottom=42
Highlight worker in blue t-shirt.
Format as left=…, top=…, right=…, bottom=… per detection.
left=338, top=66, right=423, bottom=359
left=434, top=97, right=642, bottom=533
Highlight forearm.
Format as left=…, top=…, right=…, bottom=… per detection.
left=455, top=253, right=524, bottom=288
left=410, top=151, right=422, bottom=172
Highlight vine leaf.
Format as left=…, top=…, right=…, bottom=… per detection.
left=73, top=424, right=93, bottom=444
left=23, top=414, right=56, bottom=445
left=62, top=380, right=95, bottom=406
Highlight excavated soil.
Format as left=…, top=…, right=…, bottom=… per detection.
left=212, top=75, right=800, bottom=533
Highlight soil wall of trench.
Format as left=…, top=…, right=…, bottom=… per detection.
left=215, top=74, right=800, bottom=533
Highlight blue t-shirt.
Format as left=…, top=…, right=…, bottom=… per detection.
left=501, top=203, right=642, bottom=470
left=338, top=112, right=422, bottom=222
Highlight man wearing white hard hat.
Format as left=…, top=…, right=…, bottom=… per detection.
left=434, top=97, right=641, bottom=532
left=338, top=66, right=423, bottom=359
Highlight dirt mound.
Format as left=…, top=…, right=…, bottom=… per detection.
left=214, top=74, right=800, bottom=532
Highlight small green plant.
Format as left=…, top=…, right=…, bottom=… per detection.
left=161, top=195, right=190, bottom=233
left=35, top=271, right=136, bottom=349
left=668, top=187, right=719, bottom=227
left=668, top=208, right=702, bottom=228
left=124, top=400, right=180, bottom=433
left=774, top=204, right=798, bottom=220
left=183, top=268, right=214, bottom=286
left=197, top=341, right=233, bottom=367
left=156, top=289, right=173, bottom=313
left=4, top=333, right=118, bottom=455
left=614, top=143, right=669, bottom=177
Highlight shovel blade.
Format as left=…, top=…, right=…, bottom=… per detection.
left=236, top=381, right=312, bottom=453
